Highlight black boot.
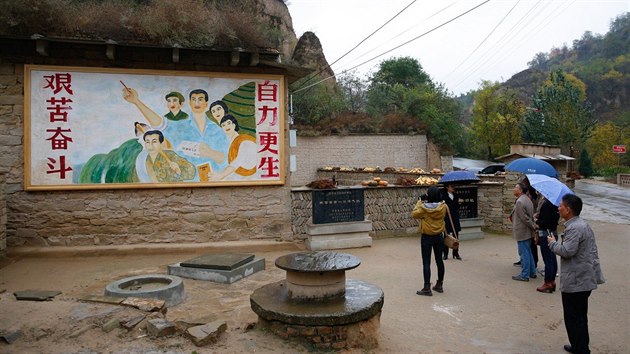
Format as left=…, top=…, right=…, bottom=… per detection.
left=416, top=283, right=433, bottom=296
left=432, top=280, right=443, bottom=293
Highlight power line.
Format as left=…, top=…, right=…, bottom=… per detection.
left=345, top=1, right=459, bottom=66
left=450, top=0, right=572, bottom=92
left=448, top=0, right=551, bottom=92
left=292, top=0, right=418, bottom=89
left=292, top=0, right=492, bottom=94
left=444, top=0, right=545, bottom=90
left=442, top=0, right=521, bottom=81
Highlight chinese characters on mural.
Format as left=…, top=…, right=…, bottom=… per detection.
left=27, top=66, right=284, bottom=189
left=43, top=72, right=74, bottom=180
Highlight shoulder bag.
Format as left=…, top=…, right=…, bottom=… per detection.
left=444, top=205, right=460, bottom=250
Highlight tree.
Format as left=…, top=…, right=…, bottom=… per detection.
left=587, top=121, right=630, bottom=168
left=471, top=81, right=500, bottom=160
left=470, top=81, right=523, bottom=160
left=528, top=52, right=549, bottom=70
left=578, top=149, right=593, bottom=177
left=337, top=71, right=366, bottom=113
left=364, top=57, right=463, bottom=152
left=521, top=70, right=596, bottom=155
left=290, top=80, right=345, bottom=126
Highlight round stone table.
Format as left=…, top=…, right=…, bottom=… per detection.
left=275, top=251, right=360, bottom=301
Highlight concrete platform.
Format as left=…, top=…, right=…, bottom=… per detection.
left=459, top=217, right=485, bottom=240
left=306, top=220, right=373, bottom=251
left=167, top=257, right=265, bottom=284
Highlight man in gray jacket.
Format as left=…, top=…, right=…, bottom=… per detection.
left=548, top=194, right=604, bottom=354
left=511, top=183, right=537, bottom=281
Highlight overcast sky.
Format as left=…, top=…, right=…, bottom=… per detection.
left=288, top=0, right=629, bottom=96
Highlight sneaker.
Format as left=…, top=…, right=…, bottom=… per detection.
left=513, top=261, right=521, bottom=266
left=530, top=274, right=537, bottom=279
left=512, top=275, right=529, bottom=282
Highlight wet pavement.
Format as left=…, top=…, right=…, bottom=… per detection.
left=574, top=179, right=630, bottom=223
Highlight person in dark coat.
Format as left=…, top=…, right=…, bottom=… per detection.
left=441, top=183, right=462, bottom=260
left=535, top=196, right=560, bottom=293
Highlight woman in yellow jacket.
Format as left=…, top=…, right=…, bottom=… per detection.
left=412, top=186, right=447, bottom=296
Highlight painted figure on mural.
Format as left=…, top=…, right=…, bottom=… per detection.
left=122, top=86, right=229, bottom=181
left=208, top=114, right=258, bottom=181
left=143, top=130, right=195, bottom=182
left=163, top=91, right=189, bottom=121
left=209, top=100, right=229, bottom=126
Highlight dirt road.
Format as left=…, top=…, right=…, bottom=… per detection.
left=0, top=220, right=628, bottom=353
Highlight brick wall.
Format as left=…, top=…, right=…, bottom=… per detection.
left=290, top=135, right=431, bottom=186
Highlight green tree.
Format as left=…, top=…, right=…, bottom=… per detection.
left=365, top=57, right=463, bottom=152
left=587, top=121, right=630, bottom=168
left=471, top=81, right=499, bottom=160
left=470, top=81, right=523, bottom=159
left=337, top=70, right=366, bottom=113
left=578, top=149, right=593, bottom=177
left=521, top=70, right=596, bottom=155
left=291, top=81, right=345, bottom=126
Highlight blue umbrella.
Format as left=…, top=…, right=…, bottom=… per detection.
left=438, top=170, right=480, bottom=184
left=505, top=158, right=558, bottom=177
left=526, top=174, right=574, bottom=206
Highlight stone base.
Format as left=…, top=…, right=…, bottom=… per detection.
left=459, top=217, right=485, bottom=241
left=306, top=220, right=373, bottom=251
left=251, top=279, right=383, bottom=350
left=167, top=257, right=265, bottom=284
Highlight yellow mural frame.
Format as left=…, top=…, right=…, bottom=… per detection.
left=24, top=65, right=286, bottom=191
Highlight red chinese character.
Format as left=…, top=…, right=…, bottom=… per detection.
left=46, top=127, right=73, bottom=150
left=46, top=97, right=73, bottom=122
left=257, top=106, right=278, bottom=126
left=46, top=156, right=72, bottom=179
left=258, top=132, right=278, bottom=154
left=258, top=157, right=279, bottom=178
left=257, top=80, right=278, bottom=102
left=43, top=73, right=73, bottom=95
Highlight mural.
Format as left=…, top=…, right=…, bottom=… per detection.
left=25, top=65, right=285, bottom=190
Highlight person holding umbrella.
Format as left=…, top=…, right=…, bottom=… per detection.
left=441, top=183, right=462, bottom=260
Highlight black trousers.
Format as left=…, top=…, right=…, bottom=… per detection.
left=421, top=234, right=445, bottom=285
left=562, top=291, right=592, bottom=354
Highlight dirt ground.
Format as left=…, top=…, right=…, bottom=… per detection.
left=1, top=219, right=628, bottom=354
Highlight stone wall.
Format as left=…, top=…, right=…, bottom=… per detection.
left=0, top=173, right=6, bottom=254
left=291, top=173, right=514, bottom=238
left=290, top=135, right=430, bottom=186
left=0, top=42, right=295, bottom=248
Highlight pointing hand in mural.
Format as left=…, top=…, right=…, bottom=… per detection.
left=121, top=83, right=163, bottom=128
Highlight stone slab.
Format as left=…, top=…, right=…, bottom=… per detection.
left=168, top=257, right=265, bottom=284
left=77, top=294, right=125, bottom=305
left=180, top=253, right=255, bottom=270
left=306, top=232, right=372, bottom=251
left=306, top=220, right=372, bottom=235
left=13, top=290, right=61, bottom=301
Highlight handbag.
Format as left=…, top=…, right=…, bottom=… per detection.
left=444, top=232, right=459, bottom=250
left=444, top=205, right=459, bottom=250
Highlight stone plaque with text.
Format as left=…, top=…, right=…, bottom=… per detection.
left=312, top=188, right=365, bottom=224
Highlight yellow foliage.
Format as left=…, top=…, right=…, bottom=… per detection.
left=587, top=122, right=630, bottom=168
